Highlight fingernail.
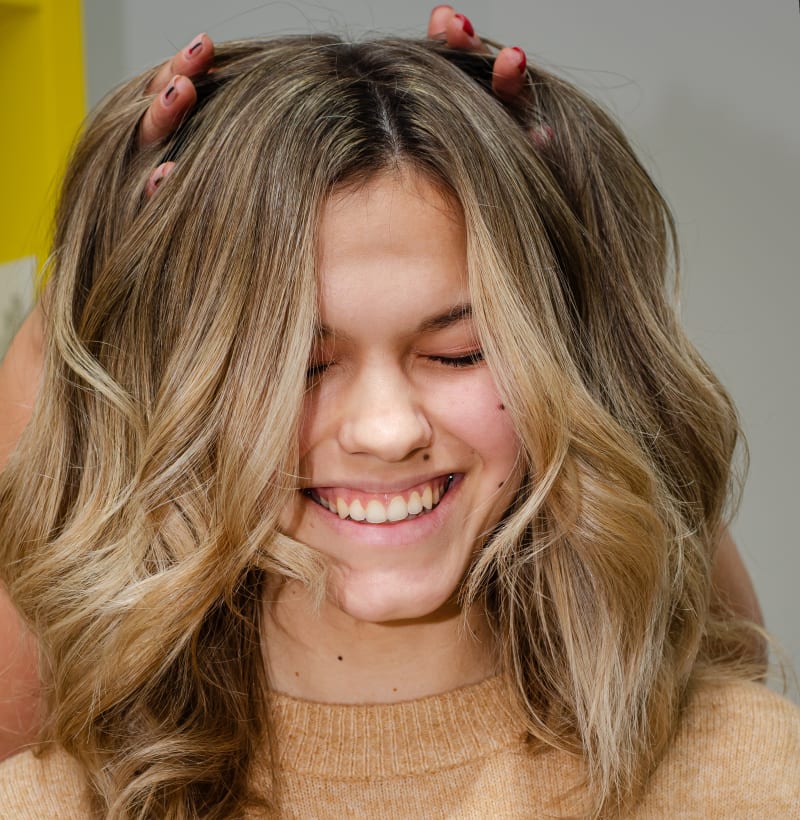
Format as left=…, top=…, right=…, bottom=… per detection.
left=162, top=76, right=180, bottom=106
left=186, top=37, right=203, bottom=58
left=454, top=13, right=474, bottom=38
left=531, top=124, right=554, bottom=148
left=512, top=46, right=527, bottom=74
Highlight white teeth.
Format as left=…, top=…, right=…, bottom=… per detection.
left=387, top=496, right=409, bottom=522
left=349, top=499, right=366, bottom=521
left=365, top=500, right=387, bottom=524
left=317, top=478, right=452, bottom=523
left=336, top=498, right=349, bottom=519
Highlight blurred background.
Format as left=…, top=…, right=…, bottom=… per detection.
left=1, top=0, right=798, bottom=698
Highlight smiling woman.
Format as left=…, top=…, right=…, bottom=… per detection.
left=0, top=32, right=797, bottom=820
left=280, top=171, right=522, bottom=627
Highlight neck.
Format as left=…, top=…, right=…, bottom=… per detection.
left=263, top=580, right=498, bottom=704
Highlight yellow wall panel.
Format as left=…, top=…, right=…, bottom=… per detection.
left=0, top=0, right=86, bottom=271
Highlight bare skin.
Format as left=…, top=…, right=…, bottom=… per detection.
left=0, top=9, right=763, bottom=760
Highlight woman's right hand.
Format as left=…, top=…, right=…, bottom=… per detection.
left=139, top=33, right=214, bottom=147
left=139, top=33, right=215, bottom=196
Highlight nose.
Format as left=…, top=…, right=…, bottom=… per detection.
left=338, top=366, right=433, bottom=462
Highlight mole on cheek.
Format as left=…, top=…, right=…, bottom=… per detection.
left=498, top=404, right=506, bottom=411
left=423, top=453, right=430, bottom=461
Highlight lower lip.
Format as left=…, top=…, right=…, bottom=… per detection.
left=303, top=474, right=464, bottom=547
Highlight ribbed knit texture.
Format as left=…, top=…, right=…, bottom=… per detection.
left=1, top=678, right=798, bottom=817
left=270, top=674, right=524, bottom=778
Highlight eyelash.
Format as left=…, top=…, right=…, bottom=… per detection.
left=305, top=350, right=484, bottom=380
left=306, top=362, right=333, bottom=380
left=428, top=351, right=484, bottom=368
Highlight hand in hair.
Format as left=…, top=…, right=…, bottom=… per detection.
left=139, top=33, right=214, bottom=146
left=140, top=33, right=215, bottom=196
left=142, top=11, right=528, bottom=196
left=427, top=6, right=528, bottom=100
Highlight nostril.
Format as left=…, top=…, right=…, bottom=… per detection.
left=338, top=403, right=433, bottom=461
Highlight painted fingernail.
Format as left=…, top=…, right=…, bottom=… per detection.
left=150, top=163, right=174, bottom=192
left=531, top=124, right=555, bottom=148
left=162, top=76, right=180, bottom=106
left=454, top=13, right=475, bottom=38
left=512, top=46, right=527, bottom=74
left=186, top=38, right=203, bottom=58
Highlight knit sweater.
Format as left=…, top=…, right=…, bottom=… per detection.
left=0, top=677, right=798, bottom=817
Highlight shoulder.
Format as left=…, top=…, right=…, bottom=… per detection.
left=682, top=677, right=800, bottom=729
left=0, top=745, right=90, bottom=818
left=678, top=678, right=800, bottom=761
left=640, top=680, right=800, bottom=817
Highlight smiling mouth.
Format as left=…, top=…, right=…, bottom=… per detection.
left=304, top=475, right=456, bottom=524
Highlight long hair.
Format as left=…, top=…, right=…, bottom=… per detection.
left=0, top=36, right=750, bottom=818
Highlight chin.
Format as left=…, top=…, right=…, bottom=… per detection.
left=331, top=569, right=459, bottom=625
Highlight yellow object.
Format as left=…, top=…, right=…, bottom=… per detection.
left=0, top=0, right=86, bottom=275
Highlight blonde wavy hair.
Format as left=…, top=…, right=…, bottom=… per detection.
left=0, top=36, right=753, bottom=818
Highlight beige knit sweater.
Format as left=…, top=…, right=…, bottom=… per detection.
left=0, top=677, right=798, bottom=818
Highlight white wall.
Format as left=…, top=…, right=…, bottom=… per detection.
left=82, top=0, right=800, bottom=695
left=0, top=257, right=35, bottom=357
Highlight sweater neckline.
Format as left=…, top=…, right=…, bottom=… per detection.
left=270, top=675, right=525, bottom=778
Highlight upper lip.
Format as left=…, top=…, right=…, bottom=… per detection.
left=301, top=473, right=457, bottom=494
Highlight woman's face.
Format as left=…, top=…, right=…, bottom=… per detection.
left=280, top=170, right=523, bottom=623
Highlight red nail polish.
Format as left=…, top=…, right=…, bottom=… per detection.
left=454, top=13, right=474, bottom=38
left=163, top=75, right=180, bottom=105
left=512, top=46, right=526, bottom=74
left=531, top=124, right=554, bottom=149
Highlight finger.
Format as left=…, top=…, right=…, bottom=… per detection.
left=529, top=123, right=555, bottom=150
left=428, top=7, right=487, bottom=53
left=444, top=12, right=486, bottom=52
left=492, top=46, right=527, bottom=100
left=144, top=162, right=176, bottom=199
left=427, top=5, right=454, bottom=39
left=138, top=74, right=197, bottom=148
left=145, top=33, right=214, bottom=94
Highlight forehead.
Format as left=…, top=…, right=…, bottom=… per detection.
left=317, top=170, right=470, bottom=335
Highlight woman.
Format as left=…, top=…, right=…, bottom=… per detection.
left=0, top=10, right=765, bottom=765
left=0, top=25, right=795, bottom=820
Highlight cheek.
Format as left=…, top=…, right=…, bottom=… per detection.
left=433, top=370, right=519, bottom=465
left=297, top=382, right=331, bottom=460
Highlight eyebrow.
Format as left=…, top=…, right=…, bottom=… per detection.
left=314, top=302, right=473, bottom=340
left=414, top=302, right=473, bottom=334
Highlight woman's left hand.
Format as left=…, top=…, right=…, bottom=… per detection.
left=427, top=6, right=527, bottom=100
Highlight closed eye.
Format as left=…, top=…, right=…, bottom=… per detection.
left=428, top=351, right=484, bottom=368
left=306, top=361, right=334, bottom=380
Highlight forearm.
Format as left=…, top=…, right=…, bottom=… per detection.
left=712, top=527, right=764, bottom=627
left=0, top=302, right=44, bottom=470
left=0, top=587, right=39, bottom=760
